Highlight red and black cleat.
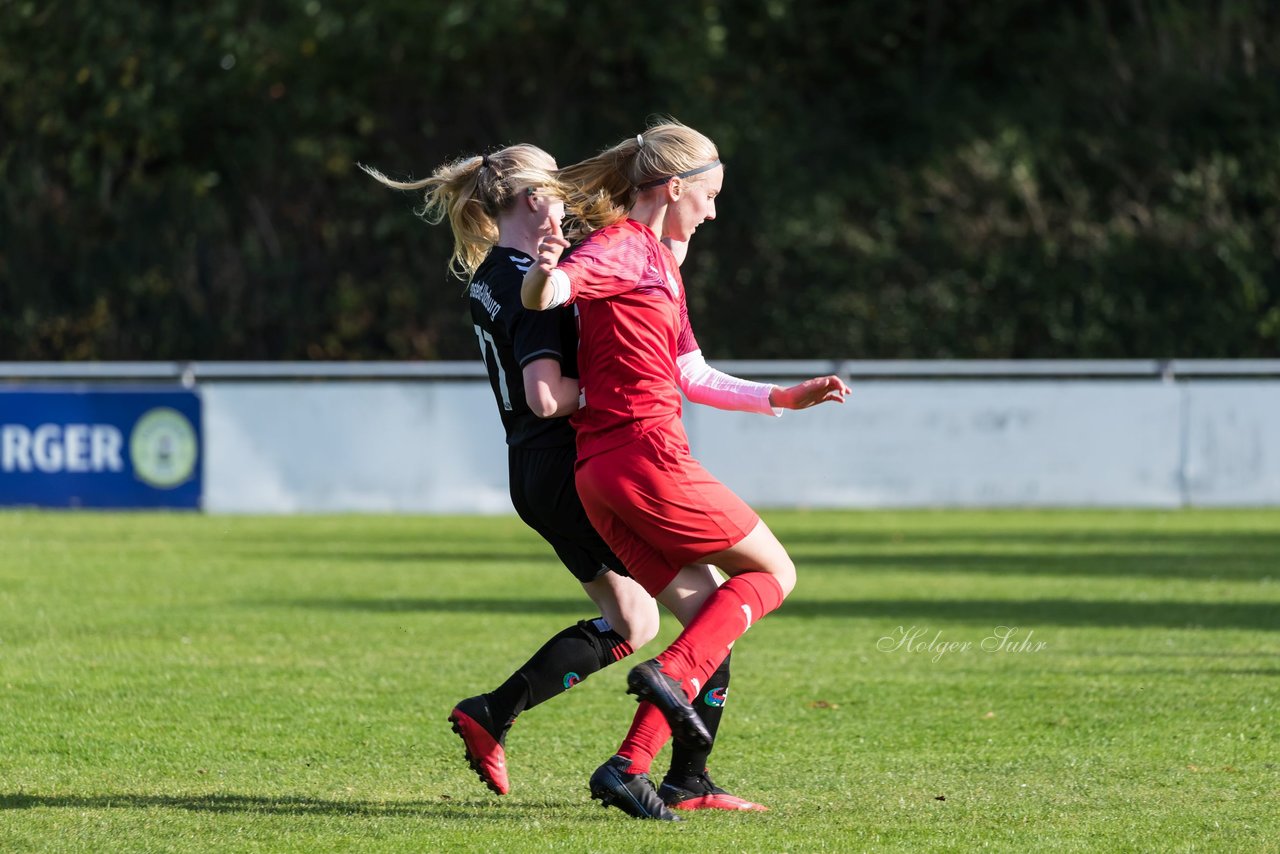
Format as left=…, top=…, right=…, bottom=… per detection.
left=448, top=696, right=510, bottom=795
left=589, top=755, right=681, bottom=821
left=626, top=660, right=713, bottom=750
left=660, top=770, right=768, bottom=812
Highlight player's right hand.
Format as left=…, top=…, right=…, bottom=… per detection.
left=535, top=216, right=570, bottom=275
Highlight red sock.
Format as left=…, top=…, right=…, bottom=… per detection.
left=615, top=702, right=670, bottom=774
left=616, top=573, right=786, bottom=773
left=656, top=572, right=785, bottom=686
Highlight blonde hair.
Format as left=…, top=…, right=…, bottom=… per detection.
left=559, top=120, right=720, bottom=236
left=362, top=144, right=563, bottom=281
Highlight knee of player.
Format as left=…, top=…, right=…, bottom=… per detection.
left=614, top=601, right=660, bottom=649
left=772, top=557, right=798, bottom=599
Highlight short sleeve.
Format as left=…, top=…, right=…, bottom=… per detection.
left=558, top=230, right=653, bottom=303
left=511, top=304, right=567, bottom=368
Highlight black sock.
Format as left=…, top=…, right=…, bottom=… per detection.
left=484, top=618, right=633, bottom=735
left=667, top=652, right=732, bottom=783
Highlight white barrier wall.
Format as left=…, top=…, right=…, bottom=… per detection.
left=203, top=382, right=509, bottom=513
left=1183, top=381, right=1280, bottom=506
left=198, top=376, right=1280, bottom=512
left=684, top=381, right=1188, bottom=508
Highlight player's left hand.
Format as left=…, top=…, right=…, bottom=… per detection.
left=770, top=375, right=851, bottom=410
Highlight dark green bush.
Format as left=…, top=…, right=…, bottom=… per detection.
left=2, top=0, right=1277, bottom=359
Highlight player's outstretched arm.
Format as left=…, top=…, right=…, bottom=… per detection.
left=768, top=375, right=851, bottom=410
left=521, top=217, right=570, bottom=310
left=664, top=235, right=849, bottom=414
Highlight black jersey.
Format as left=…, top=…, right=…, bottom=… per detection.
left=469, top=246, right=578, bottom=448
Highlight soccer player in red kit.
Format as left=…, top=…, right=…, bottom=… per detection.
left=523, top=121, right=850, bottom=819
left=365, top=143, right=793, bottom=813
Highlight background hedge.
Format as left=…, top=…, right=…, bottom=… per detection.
left=2, top=0, right=1277, bottom=360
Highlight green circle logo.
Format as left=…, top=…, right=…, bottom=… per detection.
left=130, top=407, right=198, bottom=489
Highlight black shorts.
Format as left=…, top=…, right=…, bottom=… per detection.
left=508, top=443, right=628, bottom=584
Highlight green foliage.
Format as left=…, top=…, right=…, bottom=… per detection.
left=1, top=509, right=1278, bottom=851
left=2, top=0, right=1278, bottom=359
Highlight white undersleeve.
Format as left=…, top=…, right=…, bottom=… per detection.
left=677, top=350, right=782, bottom=416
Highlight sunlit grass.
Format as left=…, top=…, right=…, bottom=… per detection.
left=1, top=510, right=1277, bottom=852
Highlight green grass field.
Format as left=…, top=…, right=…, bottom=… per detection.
left=1, top=510, right=1277, bottom=853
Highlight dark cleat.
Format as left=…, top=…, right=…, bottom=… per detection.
left=626, top=660, right=713, bottom=750
left=661, top=770, right=768, bottom=812
left=448, top=695, right=510, bottom=795
left=589, top=755, right=681, bottom=820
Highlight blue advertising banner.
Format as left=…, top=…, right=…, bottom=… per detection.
left=0, top=387, right=202, bottom=509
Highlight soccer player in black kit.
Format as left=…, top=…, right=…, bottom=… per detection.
left=363, top=144, right=760, bottom=816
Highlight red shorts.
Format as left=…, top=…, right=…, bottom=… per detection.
left=575, top=426, right=760, bottom=596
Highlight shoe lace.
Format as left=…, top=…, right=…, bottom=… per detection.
left=695, top=770, right=727, bottom=795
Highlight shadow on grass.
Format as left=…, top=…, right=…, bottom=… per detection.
left=781, top=529, right=1280, bottom=582
left=263, top=596, right=1280, bottom=632
left=1101, top=668, right=1280, bottom=677
left=778, top=598, right=1280, bottom=632
left=794, top=551, right=1277, bottom=582
left=227, top=528, right=1280, bottom=582
left=779, top=529, right=1280, bottom=549
left=227, top=550, right=532, bottom=563
left=0, top=792, right=541, bottom=818
left=225, top=547, right=1278, bottom=583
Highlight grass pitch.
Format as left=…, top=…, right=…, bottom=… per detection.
left=1, top=509, right=1277, bottom=853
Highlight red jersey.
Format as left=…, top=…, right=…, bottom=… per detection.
left=557, top=219, right=698, bottom=461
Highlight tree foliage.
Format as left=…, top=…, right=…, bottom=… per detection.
left=2, top=0, right=1277, bottom=359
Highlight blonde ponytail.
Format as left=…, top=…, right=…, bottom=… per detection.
left=559, top=120, right=720, bottom=237
left=362, top=144, right=563, bottom=281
